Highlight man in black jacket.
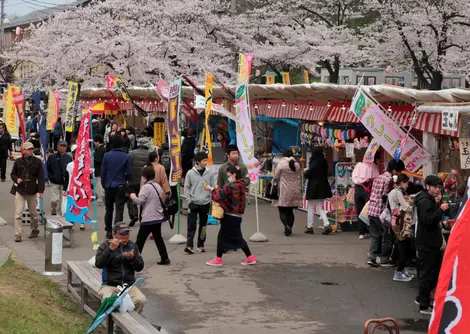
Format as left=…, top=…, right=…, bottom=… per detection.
left=127, top=138, right=149, bottom=226
left=0, top=123, right=12, bottom=182
left=93, top=135, right=106, bottom=205
left=47, top=140, right=72, bottom=215
left=11, top=142, right=45, bottom=242
left=414, top=175, right=449, bottom=315
left=95, top=222, right=146, bottom=313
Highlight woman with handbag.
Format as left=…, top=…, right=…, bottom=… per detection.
left=273, top=149, right=302, bottom=236
left=130, top=166, right=170, bottom=265
left=387, top=173, right=414, bottom=282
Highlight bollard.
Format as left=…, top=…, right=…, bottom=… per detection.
left=42, top=219, right=64, bottom=276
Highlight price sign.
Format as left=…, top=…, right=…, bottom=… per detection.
left=460, top=139, right=470, bottom=169
left=442, top=110, right=459, bottom=132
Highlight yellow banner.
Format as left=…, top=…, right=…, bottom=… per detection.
left=304, top=70, right=309, bottom=84
left=46, top=91, right=60, bottom=131
left=114, top=77, right=131, bottom=101
left=65, top=81, right=79, bottom=132
left=205, top=73, right=214, bottom=165
left=282, top=72, right=291, bottom=85
left=153, top=121, right=165, bottom=147
left=266, top=75, right=275, bottom=84
left=5, top=86, right=20, bottom=139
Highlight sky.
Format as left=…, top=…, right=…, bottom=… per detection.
left=5, top=0, right=71, bottom=17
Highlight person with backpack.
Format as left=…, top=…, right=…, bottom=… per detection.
left=52, top=117, right=63, bottom=150
left=183, top=152, right=215, bottom=254
left=352, top=151, right=380, bottom=239
left=414, top=175, right=448, bottom=315
left=387, top=173, right=415, bottom=282
left=367, top=159, right=405, bottom=267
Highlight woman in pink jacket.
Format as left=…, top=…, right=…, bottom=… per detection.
left=273, top=149, right=302, bottom=236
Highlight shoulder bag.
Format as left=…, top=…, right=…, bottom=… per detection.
left=149, top=183, right=170, bottom=222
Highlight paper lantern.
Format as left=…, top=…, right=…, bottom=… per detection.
left=338, top=131, right=344, bottom=141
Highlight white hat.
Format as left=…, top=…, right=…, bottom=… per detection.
left=71, top=144, right=77, bottom=152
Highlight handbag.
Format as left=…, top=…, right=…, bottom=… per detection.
left=150, top=183, right=170, bottom=221
left=211, top=201, right=224, bottom=219
left=10, top=184, right=17, bottom=196
left=265, top=181, right=279, bottom=200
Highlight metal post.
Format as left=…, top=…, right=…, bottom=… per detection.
left=43, top=219, right=64, bottom=276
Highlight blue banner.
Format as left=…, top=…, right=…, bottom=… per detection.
left=33, top=91, right=49, bottom=181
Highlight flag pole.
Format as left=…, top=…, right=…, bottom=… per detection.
left=88, top=109, right=99, bottom=250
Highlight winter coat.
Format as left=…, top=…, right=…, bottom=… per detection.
left=11, top=156, right=45, bottom=196
left=304, top=149, right=332, bottom=200
left=184, top=167, right=216, bottom=206
left=414, top=190, right=444, bottom=251
left=0, top=131, right=12, bottom=157
left=132, top=180, right=167, bottom=225
left=95, top=240, right=144, bottom=287
left=128, top=147, right=149, bottom=187
left=273, top=158, right=302, bottom=207
left=47, top=153, right=72, bottom=187
left=101, top=148, right=132, bottom=189
left=94, top=144, right=106, bottom=177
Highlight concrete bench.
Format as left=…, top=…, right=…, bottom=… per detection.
left=66, top=261, right=163, bottom=334
left=44, top=215, right=74, bottom=248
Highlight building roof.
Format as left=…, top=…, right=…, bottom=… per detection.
left=5, top=0, right=90, bottom=29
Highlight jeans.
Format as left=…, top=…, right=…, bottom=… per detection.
left=307, top=199, right=329, bottom=228
left=0, top=154, right=7, bottom=180
left=278, top=206, right=295, bottom=230
left=417, top=249, right=442, bottom=309
left=104, top=185, right=127, bottom=232
left=368, top=216, right=394, bottom=261
left=135, top=223, right=169, bottom=261
left=186, top=203, right=209, bottom=248
left=397, top=238, right=412, bottom=272
left=354, top=186, right=369, bottom=235
left=127, top=184, right=140, bottom=221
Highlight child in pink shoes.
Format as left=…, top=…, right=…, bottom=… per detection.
left=204, top=164, right=256, bottom=266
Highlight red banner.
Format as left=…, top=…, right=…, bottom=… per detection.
left=65, top=111, right=92, bottom=223
left=12, top=92, right=26, bottom=144
left=429, top=191, right=470, bottom=333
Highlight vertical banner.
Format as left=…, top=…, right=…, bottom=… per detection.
left=363, top=138, right=380, bottom=163
left=153, top=120, right=165, bottom=147
left=235, top=54, right=260, bottom=183
left=282, top=72, right=291, bottom=85
left=65, top=110, right=92, bottom=223
left=350, top=88, right=430, bottom=172
left=33, top=90, right=48, bottom=181
left=5, top=86, right=20, bottom=139
left=12, top=92, right=26, bottom=144
left=266, top=75, right=275, bottom=84
left=205, top=73, right=214, bottom=165
left=46, top=91, right=60, bottom=131
left=65, top=82, right=80, bottom=133
left=167, top=78, right=183, bottom=186
left=303, top=70, right=310, bottom=84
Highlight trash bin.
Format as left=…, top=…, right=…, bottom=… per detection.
left=43, top=219, right=64, bottom=276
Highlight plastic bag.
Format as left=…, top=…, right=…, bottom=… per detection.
left=211, top=202, right=224, bottom=219
left=359, top=201, right=370, bottom=226
left=346, top=187, right=355, bottom=205
left=119, top=288, right=135, bottom=313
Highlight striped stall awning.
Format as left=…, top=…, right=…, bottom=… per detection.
left=254, top=101, right=328, bottom=121
left=414, top=112, right=459, bottom=136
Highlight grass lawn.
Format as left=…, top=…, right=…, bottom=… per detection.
left=0, top=256, right=91, bottom=334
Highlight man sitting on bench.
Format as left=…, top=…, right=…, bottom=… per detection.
left=95, top=222, right=147, bottom=313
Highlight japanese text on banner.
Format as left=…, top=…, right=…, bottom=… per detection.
left=65, top=111, right=92, bottom=223
left=235, top=54, right=260, bottom=183
left=46, top=91, right=60, bottom=131
left=65, top=82, right=80, bottom=132
left=5, top=86, right=20, bottom=139
left=167, top=78, right=183, bottom=186
left=153, top=121, right=165, bottom=147
left=12, top=92, right=26, bottom=144
left=205, top=73, right=214, bottom=165
left=460, top=139, right=470, bottom=169
left=350, top=89, right=430, bottom=172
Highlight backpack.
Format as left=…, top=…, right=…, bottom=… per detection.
left=53, top=123, right=62, bottom=137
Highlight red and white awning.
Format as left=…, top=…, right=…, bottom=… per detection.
left=254, top=101, right=328, bottom=121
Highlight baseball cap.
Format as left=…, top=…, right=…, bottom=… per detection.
left=425, top=175, right=443, bottom=186
left=71, top=144, right=77, bottom=153
left=113, top=222, right=131, bottom=234
left=58, top=139, right=68, bottom=147
left=23, top=142, right=34, bottom=150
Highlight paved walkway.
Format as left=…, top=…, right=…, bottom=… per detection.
left=0, top=160, right=429, bottom=333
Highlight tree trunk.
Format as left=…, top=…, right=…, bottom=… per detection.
left=429, top=71, right=443, bottom=90
left=322, top=56, right=340, bottom=84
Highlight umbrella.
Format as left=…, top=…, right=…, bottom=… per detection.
left=87, top=278, right=146, bottom=334
left=88, top=102, right=120, bottom=115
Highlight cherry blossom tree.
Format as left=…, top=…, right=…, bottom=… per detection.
left=362, top=0, right=470, bottom=89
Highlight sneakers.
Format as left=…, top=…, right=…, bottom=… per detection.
left=305, top=227, right=314, bottom=234
left=393, top=271, right=413, bottom=282
left=377, top=257, right=394, bottom=268
left=284, top=226, right=292, bottom=236
left=15, top=235, right=22, bottom=243
left=29, top=229, right=40, bottom=239
left=206, top=257, right=223, bottom=266
left=106, top=231, right=113, bottom=240
left=359, top=234, right=365, bottom=240
left=420, top=307, right=433, bottom=315
left=80, top=224, right=85, bottom=231
left=157, top=259, right=171, bottom=265
left=197, top=247, right=206, bottom=253
left=367, top=257, right=378, bottom=267
left=241, top=255, right=257, bottom=266
left=322, top=225, right=333, bottom=235
left=184, top=247, right=195, bottom=255
left=403, top=270, right=415, bottom=279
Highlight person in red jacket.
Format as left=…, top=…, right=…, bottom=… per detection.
left=204, top=165, right=256, bottom=266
